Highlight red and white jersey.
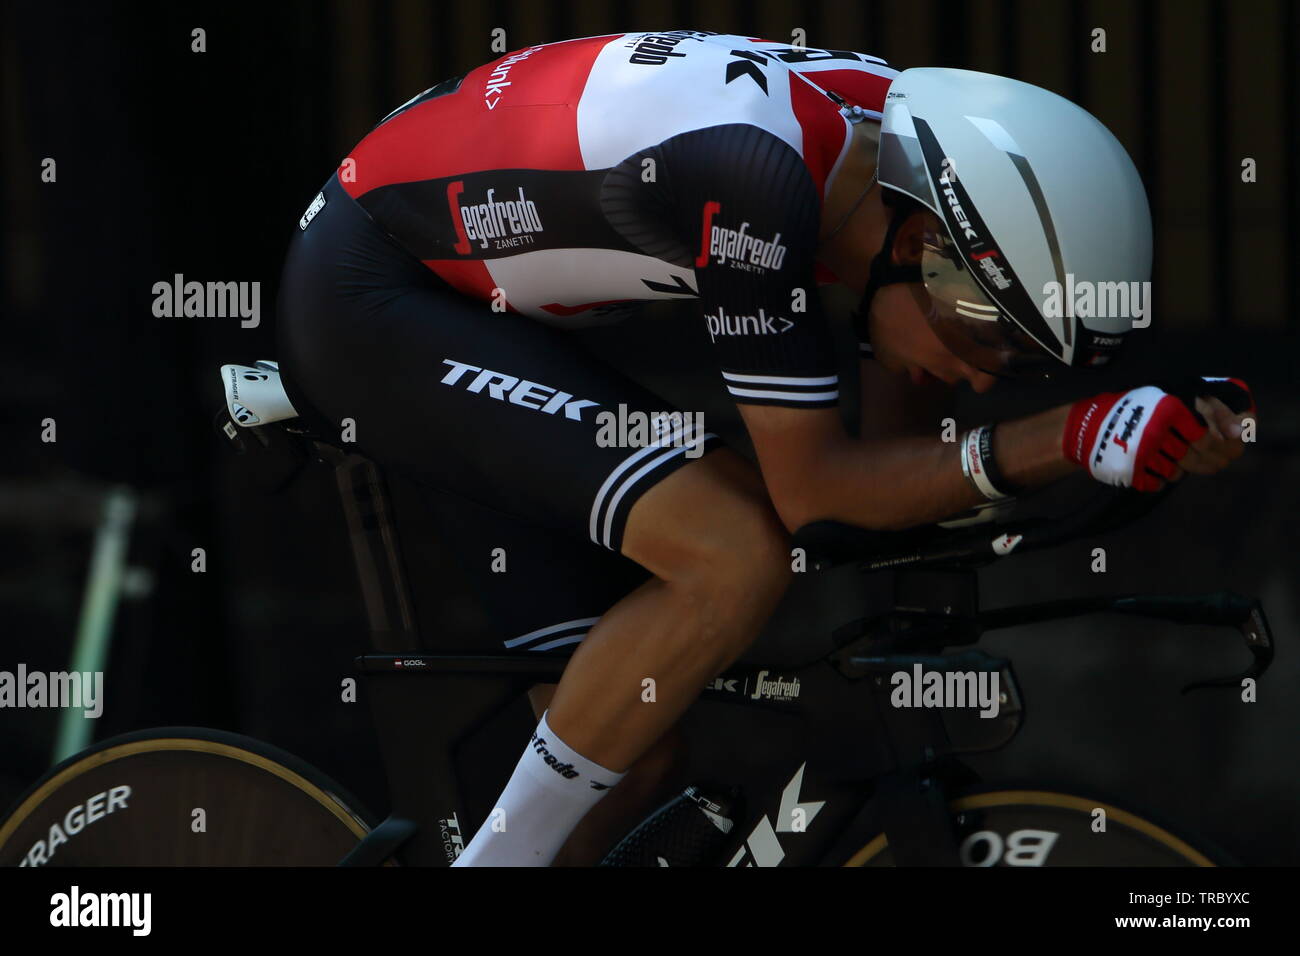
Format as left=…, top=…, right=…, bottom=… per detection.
left=337, top=31, right=897, bottom=408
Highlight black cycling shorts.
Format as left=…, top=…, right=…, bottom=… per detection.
left=275, top=174, right=723, bottom=651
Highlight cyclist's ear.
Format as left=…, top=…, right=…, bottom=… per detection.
left=889, top=208, right=935, bottom=267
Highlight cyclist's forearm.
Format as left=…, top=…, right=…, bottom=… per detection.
left=807, top=404, right=1075, bottom=530
left=992, top=404, right=1076, bottom=489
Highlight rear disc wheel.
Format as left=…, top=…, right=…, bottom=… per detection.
left=0, top=728, right=373, bottom=866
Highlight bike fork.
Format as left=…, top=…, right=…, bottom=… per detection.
left=874, top=769, right=964, bottom=865
left=825, top=767, right=964, bottom=866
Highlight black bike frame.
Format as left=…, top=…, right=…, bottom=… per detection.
left=301, top=434, right=1270, bottom=867
left=324, top=440, right=1023, bottom=867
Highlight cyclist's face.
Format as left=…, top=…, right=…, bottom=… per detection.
left=867, top=282, right=999, bottom=394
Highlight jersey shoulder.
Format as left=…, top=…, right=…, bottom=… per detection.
left=736, top=36, right=897, bottom=117
left=578, top=32, right=897, bottom=194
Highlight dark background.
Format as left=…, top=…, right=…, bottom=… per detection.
left=3, top=0, right=1297, bottom=863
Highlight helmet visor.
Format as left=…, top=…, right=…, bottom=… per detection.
left=907, top=226, right=1061, bottom=381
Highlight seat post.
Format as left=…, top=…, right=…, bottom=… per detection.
left=330, top=451, right=422, bottom=652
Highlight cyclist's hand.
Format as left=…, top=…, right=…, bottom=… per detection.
left=1164, top=376, right=1255, bottom=480
left=1063, top=377, right=1254, bottom=492
left=1178, top=394, right=1252, bottom=476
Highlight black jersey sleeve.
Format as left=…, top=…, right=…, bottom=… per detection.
left=601, top=123, right=840, bottom=409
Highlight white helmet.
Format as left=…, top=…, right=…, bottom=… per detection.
left=874, top=68, right=1152, bottom=376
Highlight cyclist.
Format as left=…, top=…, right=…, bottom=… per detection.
left=275, top=31, right=1254, bottom=866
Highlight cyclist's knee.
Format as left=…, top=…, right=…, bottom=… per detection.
left=624, top=450, right=792, bottom=624
left=679, top=511, right=791, bottom=663
left=689, top=505, right=792, bottom=604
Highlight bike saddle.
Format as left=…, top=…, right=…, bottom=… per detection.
left=214, top=359, right=326, bottom=492
left=219, top=359, right=301, bottom=427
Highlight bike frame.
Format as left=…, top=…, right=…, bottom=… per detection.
left=263, top=427, right=1270, bottom=868
left=344, top=642, right=1020, bottom=867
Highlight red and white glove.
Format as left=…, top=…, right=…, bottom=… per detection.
left=1062, top=377, right=1254, bottom=492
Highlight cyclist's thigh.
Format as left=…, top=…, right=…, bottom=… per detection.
left=276, top=173, right=722, bottom=558
left=619, top=444, right=783, bottom=581
left=400, top=476, right=653, bottom=652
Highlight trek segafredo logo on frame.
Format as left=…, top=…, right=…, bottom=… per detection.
left=727, top=763, right=824, bottom=867
left=439, top=812, right=465, bottom=862
left=704, top=670, right=801, bottom=700
left=750, top=670, right=801, bottom=701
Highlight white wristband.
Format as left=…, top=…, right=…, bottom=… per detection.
left=960, top=427, right=1010, bottom=502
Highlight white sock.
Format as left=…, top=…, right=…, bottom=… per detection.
left=451, top=710, right=624, bottom=866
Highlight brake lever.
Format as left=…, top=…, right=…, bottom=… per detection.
left=1180, top=597, right=1274, bottom=694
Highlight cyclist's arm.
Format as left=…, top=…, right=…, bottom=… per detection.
left=739, top=401, right=1072, bottom=533
left=744, top=386, right=1252, bottom=533
left=603, top=122, right=1059, bottom=530
left=601, top=125, right=1245, bottom=529
left=602, top=122, right=845, bottom=414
